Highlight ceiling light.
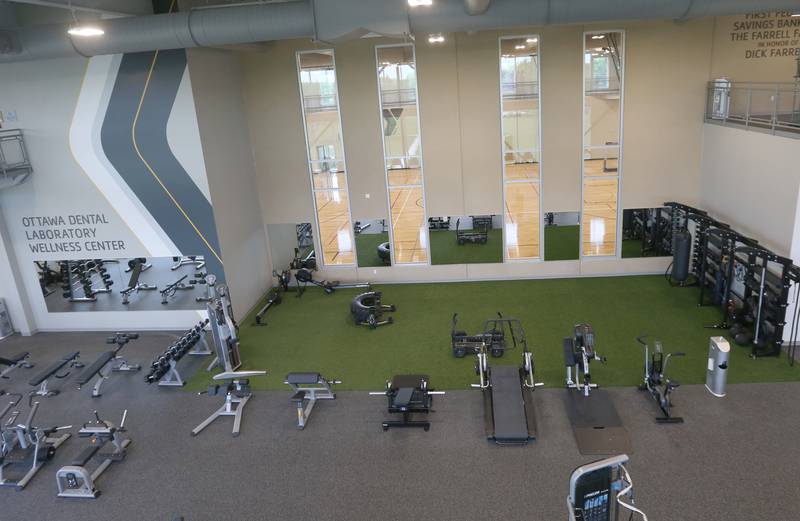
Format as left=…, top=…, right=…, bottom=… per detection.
left=68, top=25, right=104, bottom=37
left=408, top=0, right=433, bottom=6
left=514, top=44, right=526, bottom=50
left=526, top=37, right=538, bottom=44
left=593, top=47, right=604, bottom=51
left=428, top=34, right=445, bottom=44
left=591, top=35, right=605, bottom=39
left=792, top=13, right=800, bottom=17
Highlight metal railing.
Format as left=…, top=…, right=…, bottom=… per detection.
left=379, top=88, right=417, bottom=107
left=501, top=81, right=539, bottom=99
left=0, top=129, right=33, bottom=189
left=705, top=80, right=800, bottom=137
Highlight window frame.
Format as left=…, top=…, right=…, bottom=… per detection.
left=374, top=42, right=431, bottom=266
left=580, top=30, right=625, bottom=259
left=498, top=34, right=544, bottom=262
left=295, top=49, right=358, bottom=267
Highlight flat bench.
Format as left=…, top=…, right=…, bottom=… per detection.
left=76, top=352, right=115, bottom=386
left=0, top=351, right=33, bottom=378
left=76, top=345, right=140, bottom=398
left=29, top=351, right=81, bottom=397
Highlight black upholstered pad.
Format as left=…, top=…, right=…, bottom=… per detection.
left=29, top=351, right=79, bottom=386
left=0, top=351, right=28, bottom=365
left=75, top=351, right=115, bottom=385
left=490, top=365, right=530, bottom=443
left=286, top=372, right=321, bottom=385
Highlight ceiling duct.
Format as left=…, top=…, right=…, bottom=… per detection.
left=1, top=0, right=798, bottom=62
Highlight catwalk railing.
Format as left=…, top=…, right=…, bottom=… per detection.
left=705, top=80, right=800, bottom=137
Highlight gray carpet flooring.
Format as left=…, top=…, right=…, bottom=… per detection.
left=0, top=331, right=799, bottom=521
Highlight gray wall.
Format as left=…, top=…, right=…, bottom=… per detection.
left=187, top=48, right=272, bottom=320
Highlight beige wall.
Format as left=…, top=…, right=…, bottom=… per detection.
left=620, top=18, right=712, bottom=210
left=239, top=15, right=799, bottom=279
left=699, top=124, right=800, bottom=256
left=710, top=12, right=800, bottom=82
left=187, top=48, right=272, bottom=319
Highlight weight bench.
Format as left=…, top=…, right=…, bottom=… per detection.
left=285, top=372, right=341, bottom=430
left=0, top=352, right=33, bottom=379
left=28, top=352, right=82, bottom=397
left=75, top=335, right=140, bottom=397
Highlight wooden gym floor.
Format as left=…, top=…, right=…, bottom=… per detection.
left=313, top=159, right=620, bottom=266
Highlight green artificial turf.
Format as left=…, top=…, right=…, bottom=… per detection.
left=430, top=229, right=503, bottom=265
left=355, top=232, right=390, bottom=267
left=187, top=275, right=800, bottom=392
left=621, top=239, right=643, bottom=258
left=544, top=225, right=579, bottom=261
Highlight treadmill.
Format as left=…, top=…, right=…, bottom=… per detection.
left=472, top=317, right=541, bottom=444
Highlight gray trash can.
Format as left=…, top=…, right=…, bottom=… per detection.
left=0, top=299, right=13, bottom=340
left=705, top=336, right=730, bottom=397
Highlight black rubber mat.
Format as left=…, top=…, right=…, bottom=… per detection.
left=490, top=365, right=530, bottom=443
left=563, top=389, right=632, bottom=455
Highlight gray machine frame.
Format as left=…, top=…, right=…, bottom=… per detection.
left=0, top=401, right=71, bottom=490
left=55, top=410, right=130, bottom=499
left=191, top=370, right=266, bottom=437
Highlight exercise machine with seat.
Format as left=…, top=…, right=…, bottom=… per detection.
left=75, top=333, right=141, bottom=398
left=471, top=317, right=541, bottom=444
left=55, top=409, right=130, bottom=499
left=191, top=370, right=267, bottom=437
left=370, top=375, right=444, bottom=431
left=564, top=324, right=607, bottom=397
left=28, top=351, right=83, bottom=397
left=0, top=401, right=71, bottom=490
left=285, top=373, right=341, bottom=429
left=295, top=268, right=371, bottom=297
left=0, top=351, right=33, bottom=379
left=567, top=454, right=648, bottom=521
left=254, top=270, right=290, bottom=326
left=636, top=335, right=684, bottom=423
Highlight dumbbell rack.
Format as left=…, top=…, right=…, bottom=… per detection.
left=145, top=320, right=211, bottom=386
left=59, top=260, right=113, bottom=302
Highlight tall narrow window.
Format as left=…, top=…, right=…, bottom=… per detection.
left=297, top=50, right=355, bottom=266
left=581, top=31, right=624, bottom=257
left=376, top=44, right=428, bottom=264
left=500, top=36, right=541, bottom=260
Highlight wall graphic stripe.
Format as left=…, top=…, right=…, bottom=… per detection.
left=100, top=50, right=225, bottom=280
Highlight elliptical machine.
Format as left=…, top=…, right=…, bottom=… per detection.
left=635, top=334, right=685, bottom=423
left=564, top=324, right=607, bottom=397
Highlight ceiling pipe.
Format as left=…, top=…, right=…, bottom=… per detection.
left=463, top=0, right=491, bottom=15
left=2, top=0, right=799, bottom=62
left=6, top=0, right=150, bottom=17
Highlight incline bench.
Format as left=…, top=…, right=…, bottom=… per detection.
left=0, top=351, right=33, bottom=379
left=75, top=333, right=140, bottom=397
left=29, top=351, right=82, bottom=397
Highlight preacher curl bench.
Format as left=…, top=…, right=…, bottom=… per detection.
left=285, top=372, right=341, bottom=430
left=192, top=370, right=267, bottom=437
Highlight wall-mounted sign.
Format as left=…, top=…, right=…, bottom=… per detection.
left=728, top=12, right=800, bottom=59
